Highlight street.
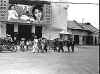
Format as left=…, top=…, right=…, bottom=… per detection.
left=0, top=46, right=99, bottom=74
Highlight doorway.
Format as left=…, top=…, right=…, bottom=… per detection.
left=86, top=36, right=93, bottom=45
left=35, top=26, right=42, bottom=39
left=18, top=25, right=32, bottom=40
left=74, top=35, right=79, bottom=44
left=6, top=24, right=14, bottom=39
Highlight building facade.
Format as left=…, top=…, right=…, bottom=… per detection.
left=0, top=0, right=68, bottom=40
left=0, top=0, right=98, bottom=45
left=67, top=21, right=99, bottom=45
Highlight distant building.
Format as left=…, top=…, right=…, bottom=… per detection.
left=67, top=20, right=99, bottom=45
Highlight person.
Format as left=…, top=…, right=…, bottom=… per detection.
left=20, top=38, right=25, bottom=52
left=8, top=4, right=18, bottom=20
left=43, top=38, right=48, bottom=52
left=58, top=38, right=64, bottom=53
left=6, top=34, right=13, bottom=43
left=66, top=39, right=71, bottom=52
left=32, top=6, right=43, bottom=22
left=70, top=40, right=75, bottom=52
left=26, top=40, right=30, bottom=51
left=32, top=36, right=38, bottom=53
left=37, top=38, right=42, bottom=52
left=40, top=38, right=46, bottom=53
left=53, top=39, right=57, bottom=52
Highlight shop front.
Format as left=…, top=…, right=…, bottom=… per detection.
left=5, top=22, right=44, bottom=41
left=0, top=0, right=69, bottom=40
left=0, top=0, right=51, bottom=40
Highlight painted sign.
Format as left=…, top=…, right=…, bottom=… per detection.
left=8, top=4, right=44, bottom=24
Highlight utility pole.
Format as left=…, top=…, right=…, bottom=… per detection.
left=64, top=5, right=69, bottom=33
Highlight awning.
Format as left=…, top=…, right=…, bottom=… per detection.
left=59, top=30, right=71, bottom=35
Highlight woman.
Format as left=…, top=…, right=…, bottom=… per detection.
left=32, top=36, right=38, bottom=53
left=32, top=5, right=43, bottom=22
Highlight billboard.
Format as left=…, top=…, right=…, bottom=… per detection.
left=8, top=4, right=44, bottom=24
left=0, top=0, right=51, bottom=25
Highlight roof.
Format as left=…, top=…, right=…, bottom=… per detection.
left=67, top=21, right=83, bottom=30
left=67, top=21, right=99, bottom=33
left=79, top=23, right=99, bottom=33
left=59, top=30, right=71, bottom=34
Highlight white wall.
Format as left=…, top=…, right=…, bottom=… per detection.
left=51, top=3, right=68, bottom=31
left=0, top=22, right=6, bottom=37
left=42, top=27, right=60, bottom=40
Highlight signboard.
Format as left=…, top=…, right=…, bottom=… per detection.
left=43, top=4, right=51, bottom=25
left=0, top=0, right=8, bottom=21
left=0, top=0, right=51, bottom=25
left=51, top=3, right=68, bottom=30
left=8, top=3, right=44, bottom=24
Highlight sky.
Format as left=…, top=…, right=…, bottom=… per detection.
left=67, top=0, right=99, bottom=29
left=44, top=0, right=99, bottom=29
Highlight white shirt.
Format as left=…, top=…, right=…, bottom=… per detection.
left=8, top=10, right=18, bottom=20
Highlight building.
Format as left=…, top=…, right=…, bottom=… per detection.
left=67, top=20, right=99, bottom=45
left=0, top=0, right=69, bottom=40
left=0, top=0, right=98, bottom=45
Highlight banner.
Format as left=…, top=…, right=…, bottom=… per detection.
left=0, top=0, right=8, bottom=21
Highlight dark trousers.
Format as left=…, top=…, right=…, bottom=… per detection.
left=58, top=46, right=64, bottom=52
left=53, top=46, right=57, bottom=52
left=71, top=45, right=74, bottom=52
left=44, top=45, right=47, bottom=52
left=67, top=46, right=70, bottom=52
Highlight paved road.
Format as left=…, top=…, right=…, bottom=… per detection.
left=0, top=46, right=99, bottom=74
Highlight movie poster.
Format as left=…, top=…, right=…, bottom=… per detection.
left=8, top=4, right=44, bottom=23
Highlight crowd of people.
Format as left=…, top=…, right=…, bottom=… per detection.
left=0, top=34, right=75, bottom=53
left=19, top=36, right=48, bottom=53
left=17, top=36, right=75, bottom=53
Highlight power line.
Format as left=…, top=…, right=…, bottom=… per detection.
left=50, top=1, right=99, bottom=6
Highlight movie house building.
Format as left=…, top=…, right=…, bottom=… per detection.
left=0, top=0, right=69, bottom=40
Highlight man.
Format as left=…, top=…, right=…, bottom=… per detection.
left=66, top=39, right=71, bottom=53
left=43, top=38, right=48, bottom=53
left=53, top=39, right=58, bottom=52
left=70, top=40, right=75, bottom=52
left=58, top=39, right=64, bottom=53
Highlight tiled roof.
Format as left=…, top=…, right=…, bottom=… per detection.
left=67, top=21, right=83, bottom=30
left=79, top=23, right=99, bottom=33
left=67, top=21, right=99, bottom=33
